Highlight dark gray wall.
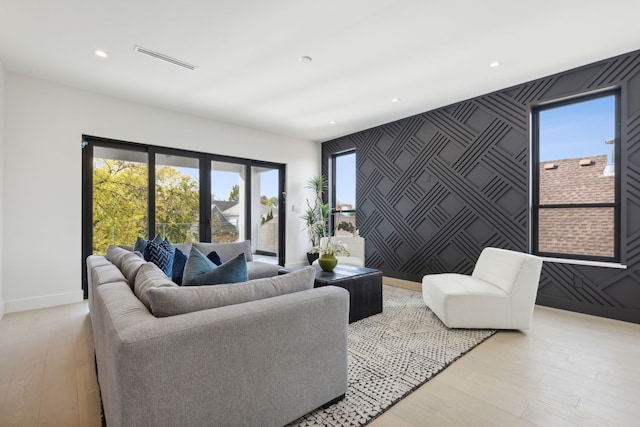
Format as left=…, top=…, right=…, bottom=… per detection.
left=323, top=49, right=640, bottom=324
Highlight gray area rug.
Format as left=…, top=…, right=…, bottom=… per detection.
left=289, top=285, right=496, bottom=426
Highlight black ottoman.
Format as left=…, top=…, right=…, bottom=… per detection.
left=279, top=264, right=383, bottom=323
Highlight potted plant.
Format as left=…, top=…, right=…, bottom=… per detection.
left=310, top=237, right=350, bottom=272
left=302, top=175, right=329, bottom=264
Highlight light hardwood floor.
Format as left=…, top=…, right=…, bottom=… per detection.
left=1, top=281, right=639, bottom=427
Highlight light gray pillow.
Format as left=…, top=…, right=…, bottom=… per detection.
left=148, top=266, right=316, bottom=317
left=134, top=262, right=179, bottom=310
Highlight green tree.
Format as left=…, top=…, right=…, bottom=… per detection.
left=93, top=160, right=200, bottom=254
left=155, top=166, right=200, bottom=244
left=228, top=184, right=239, bottom=202
left=93, top=160, right=148, bottom=254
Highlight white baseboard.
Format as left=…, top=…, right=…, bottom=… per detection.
left=0, top=300, right=5, bottom=319
left=4, top=290, right=84, bottom=313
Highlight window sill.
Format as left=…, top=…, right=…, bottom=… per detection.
left=541, top=257, right=627, bottom=269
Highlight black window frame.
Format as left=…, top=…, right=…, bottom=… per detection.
left=329, top=150, right=357, bottom=235
left=531, top=89, right=621, bottom=263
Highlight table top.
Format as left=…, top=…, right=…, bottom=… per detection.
left=279, top=264, right=382, bottom=285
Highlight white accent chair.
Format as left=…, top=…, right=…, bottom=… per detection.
left=422, top=247, right=543, bottom=330
left=313, top=236, right=365, bottom=267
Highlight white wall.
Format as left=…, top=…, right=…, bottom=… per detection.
left=3, top=72, right=319, bottom=313
left=0, top=60, right=5, bottom=318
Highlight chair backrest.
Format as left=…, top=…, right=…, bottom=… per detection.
left=320, top=236, right=365, bottom=261
left=472, top=247, right=541, bottom=295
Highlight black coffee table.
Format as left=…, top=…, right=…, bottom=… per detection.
left=279, top=264, right=383, bottom=323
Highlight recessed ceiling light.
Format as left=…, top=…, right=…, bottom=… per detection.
left=391, top=97, right=401, bottom=103
left=95, top=50, right=108, bottom=58
left=489, top=61, right=501, bottom=68
left=329, top=120, right=337, bottom=125
left=299, top=56, right=312, bottom=63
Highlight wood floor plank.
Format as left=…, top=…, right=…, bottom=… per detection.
left=1, top=285, right=640, bottom=427
left=0, top=360, right=45, bottom=427
left=76, top=364, right=102, bottom=427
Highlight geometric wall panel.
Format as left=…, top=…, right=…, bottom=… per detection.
left=323, top=48, right=640, bottom=323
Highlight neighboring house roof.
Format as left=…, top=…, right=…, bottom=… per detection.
left=211, top=203, right=238, bottom=235
left=540, top=154, right=613, bottom=204
left=212, top=200, right=238, bottom=212
left=538, top=154, right=614, bottom=257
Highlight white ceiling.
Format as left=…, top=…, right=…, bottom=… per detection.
left=1, top=0, right=639, bottom=143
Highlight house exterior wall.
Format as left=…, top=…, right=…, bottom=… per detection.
left=2, top=72, right=318, bottom=313
left=323, top=49, right=640, bottom=324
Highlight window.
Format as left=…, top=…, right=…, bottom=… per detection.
left=91, top=146, right=148, bottom=254
left=155, top=153, right=200, bottom=243
left=532, top=91, right=619, bottom=261
left=82, top=136, right=286, bottom=297
left=331, top=151, right=356, bottom=235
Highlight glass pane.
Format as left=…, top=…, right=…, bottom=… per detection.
left=155, top=154, right=200, bottom=243
left=252, top=166, right=279, bottom=258
left=538, top=207, right=614, bottom=257
left=333, top=212, right=357, bottom=236
left=211, top=161, right=245, bottom=243
left=93, top=147, right=148, bottom=254
left=335, top=152, right=356, bottom=210
left=539, top=96, right=615, bottom=204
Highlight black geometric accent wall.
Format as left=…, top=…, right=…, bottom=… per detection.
left=323, top=49, right=640, bottom=324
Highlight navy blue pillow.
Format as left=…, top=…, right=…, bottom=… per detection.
left=182, top=248, right=248, bottom=286
left=172, top=248, right=188, bottom=285
left=206, top=251, right=222, bottom=266
left=144, top=240, right=174, bottom=276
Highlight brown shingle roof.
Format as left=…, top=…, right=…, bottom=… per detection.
left=538, top=154, right=614, bottom=256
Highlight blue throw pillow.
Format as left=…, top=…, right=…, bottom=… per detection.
left=172, top=248, right=188, bottom=285
left=144, top=240, right=174, bottom=277
left=136, top=234, right=164, bottom=255
left=133, top=237, right=148, bottom=253
left=182, top=247, right=248, bottom=286
left=206, top=250, right=222, bottom=266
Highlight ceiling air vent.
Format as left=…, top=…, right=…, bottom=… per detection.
left=133, top=45, right=197, bottom=70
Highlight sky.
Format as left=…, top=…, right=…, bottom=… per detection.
left=178, top=167, right=279, bottom=201
left=539, top=95, right=615, bottom=162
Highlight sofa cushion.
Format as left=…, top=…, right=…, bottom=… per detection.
left=148, top=266, right=316, bottom=317
left=193, top=240, right=253, bottom=262
left=120, top=251, right=147, bottom=286
left=134, top=262, right=179, bottom=310
left=246, top=261, right=283, bottom=279
left=182, top=247, right=248, bottom=286
left=105, top=245, right=132, bottom=270
left=92, top=264, right=127, bottom=288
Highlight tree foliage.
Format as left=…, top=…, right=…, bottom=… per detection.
left=93, top=160, right=200, bottom=254
left=228, top=184, right=240, bottom=202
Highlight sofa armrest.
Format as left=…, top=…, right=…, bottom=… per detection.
left=94, top=283, right=349, bottom=427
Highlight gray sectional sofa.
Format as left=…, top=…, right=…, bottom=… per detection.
left=86, top=241, right=349, bottom=427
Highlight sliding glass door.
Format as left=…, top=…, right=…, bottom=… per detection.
left=155, top=153, right=200, bottom=243
left=91, top=146, right=148, bottom=254
left=82, top=136, right=286, bottom=297
left=250, top=163, right=285, bottom=265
